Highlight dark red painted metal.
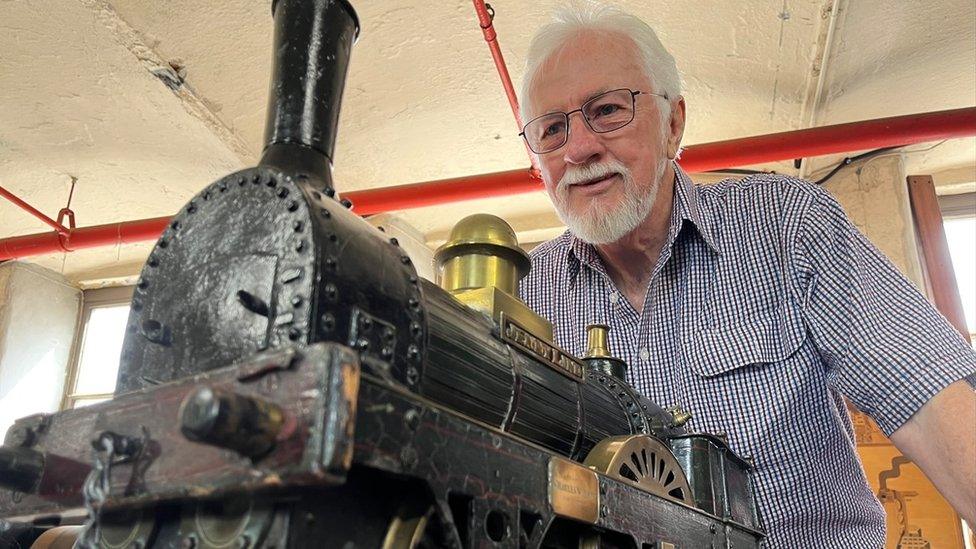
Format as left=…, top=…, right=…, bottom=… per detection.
left=471, top=0, right=538, bottom=173
left=0, top=216, right=171, bottom=260
left=2, top=107, right=974, bottom=261
left=0, top=185, right=70, bottom=236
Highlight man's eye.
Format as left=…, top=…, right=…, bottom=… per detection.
left=543, top=122, right=565, bottom=137
left=594, top=103, right=620, bottom=117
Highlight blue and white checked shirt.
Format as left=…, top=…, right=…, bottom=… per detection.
left=519, top=163, right=976, bottom=547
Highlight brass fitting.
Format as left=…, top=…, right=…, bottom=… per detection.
left=435, top=213, right=530, bottom=296
left=435, top=214, right=553, bottom=341
left=584, top=324, right=611, bottom=358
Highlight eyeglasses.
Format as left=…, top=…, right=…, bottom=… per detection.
left=519, top=88, right=667, bottom=154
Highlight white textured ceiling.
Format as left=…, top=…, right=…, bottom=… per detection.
left=1, top=0, right=974, bottom=283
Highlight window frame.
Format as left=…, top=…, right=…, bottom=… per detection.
left=61, top=286, right=134, bottom=410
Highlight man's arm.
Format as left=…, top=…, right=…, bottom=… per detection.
left=890, top=379, right=976, bottom=527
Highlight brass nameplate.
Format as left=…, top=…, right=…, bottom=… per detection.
left=500, top=313, right=584, bottom=381
left=548, top=457, right=599, bottom=524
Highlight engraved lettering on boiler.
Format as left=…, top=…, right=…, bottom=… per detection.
left=500, top=314, right=585, bottom=381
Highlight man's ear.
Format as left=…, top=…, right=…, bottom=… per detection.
left=667, top=96, right=686, bottom=160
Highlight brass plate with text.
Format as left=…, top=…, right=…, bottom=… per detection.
left=548, top=457, right=600, bottom=524
left=500, top=313, right=585, bottom=381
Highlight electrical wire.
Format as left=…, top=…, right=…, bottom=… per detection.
left=810, top=139, right=950, bottom=186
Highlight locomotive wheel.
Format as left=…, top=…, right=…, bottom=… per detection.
left=381, top=504, right=437, bottom=549
left=583, top=435, right=694, bottom=506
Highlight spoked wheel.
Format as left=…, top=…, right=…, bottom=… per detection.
left=583, top=435, right=694, bottom=506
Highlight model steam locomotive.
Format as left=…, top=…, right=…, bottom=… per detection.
left=0, top=1, right=763, bottom=547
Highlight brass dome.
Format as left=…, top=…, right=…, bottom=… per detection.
left=434, top=214, right=530, bottom=296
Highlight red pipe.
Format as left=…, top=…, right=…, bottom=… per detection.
left=2, top=107, right=974, bottom=262
left=0, top=216, right=170, bottom=260
left=0, top=185, right=70, bottom=236
left=472, top=0, right=538, bottom=173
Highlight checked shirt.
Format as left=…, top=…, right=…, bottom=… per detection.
left=518, top=163, right=976, bottom=547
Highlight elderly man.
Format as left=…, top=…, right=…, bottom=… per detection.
left=516, top=3, right=976, bottom=547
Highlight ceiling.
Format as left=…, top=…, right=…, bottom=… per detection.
left=1, top=0, right=974, bottom=284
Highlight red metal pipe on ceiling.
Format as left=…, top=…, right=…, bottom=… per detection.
left=1, top=106, right=974, bottom=261
left=472, top=0, right=538, bottom=173
left=0, top=185, right=70, bottom=236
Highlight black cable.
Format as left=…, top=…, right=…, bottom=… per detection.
left=812, top=145, right=905, bottom=186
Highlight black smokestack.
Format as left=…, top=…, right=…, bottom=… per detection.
left=260, top=0, right=359, bottom=189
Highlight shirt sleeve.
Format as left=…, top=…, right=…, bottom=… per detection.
left=790, top=185, right=976, bottom=436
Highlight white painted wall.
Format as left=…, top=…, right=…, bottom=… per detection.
left=0, top=262, right=81, bottom=436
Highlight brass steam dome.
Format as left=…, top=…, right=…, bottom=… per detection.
left=434, top=214, right=531, bottom=296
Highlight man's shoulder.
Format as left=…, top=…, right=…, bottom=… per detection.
left=695, top=172, right=831, bottom=226
left=698, top=172, right=827, bottom=206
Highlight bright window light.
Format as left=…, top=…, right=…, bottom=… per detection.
left=943, top=216, right=976, bottom=339
left=73, top=305, right=130, bottom=396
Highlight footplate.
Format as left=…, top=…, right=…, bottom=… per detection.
left=0, top=343, right=360, bottom=521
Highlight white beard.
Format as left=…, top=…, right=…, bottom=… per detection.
left=552, top=156, right=667, bottom=245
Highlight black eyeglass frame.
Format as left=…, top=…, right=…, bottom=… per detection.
left=518, top=88, right=668, bottom=154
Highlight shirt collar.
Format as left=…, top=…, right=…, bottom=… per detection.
left=565, top=161, right=720, bottom=270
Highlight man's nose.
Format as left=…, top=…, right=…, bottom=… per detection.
left=562, top=113, right=605, bottom=165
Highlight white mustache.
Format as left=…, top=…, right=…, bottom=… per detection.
left=557, top=160, right=632, bottom=191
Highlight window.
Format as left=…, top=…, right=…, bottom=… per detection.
left=62, top=286, right=133, bottom=409
left=940, top=192, right=976, bottom=346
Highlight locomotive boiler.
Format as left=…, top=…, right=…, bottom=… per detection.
left=0, top=1, right=763, bottom=547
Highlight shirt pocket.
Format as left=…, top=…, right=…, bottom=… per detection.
left=685, top=301, right=807, bottom=377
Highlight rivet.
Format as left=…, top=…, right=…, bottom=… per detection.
left=325, top=188, right=336, bottom=198
left=407, top=344, right=420, bottom=361
left=251, top=173, right=261, bottom=184
left=321, top=313, right=336, bottom=332
left=409, top=321, right=422, bottom=339
left=293, top=221, right=303, bottom=232
left=288, top=328, right=301, bottom=341
left=186, top=202, right=196, bottom=214
left=295, top=239, right=305, bottom=252
left=277, top=187, right=289, bottom=198
left=389, top=237, right=399, bottom=247
left=328, top=233, right=337, bottom=242
left=356, top=338, right=370, bottom=351
left=202, top=190, right=211, bottom=201
left=324, top=283, right=338, bottom=301
left=325, top=257, right=336, bottom=270
left=408, top=275, right=418, bottom=284
left=287, top=201, right=299, bottom=212
left=218, top=181, right=227, bottom=192
left=265, top=177, right=276, bottom=187
left=359, top=316, right=373, bottom=331
left=311, top=191, right=321, bottom=200
left=381, top=346, right=393, bottom=358
left=237, top=175, right=246, bottom=186
left=400, top=255, right=411, bottom=265
left=404, top=409, right=421, bottom=431
left=147, top=256, right=159, bottom=268
left=170, top=220, right=180, bottom=231
left=291, top=296, right=303, bottom=308
left=340, top=198, right=353, bottom=209
left=158, top=238, right=169, bottom=249
left=405, top=365, right=420, bottom=385
left=320, top=208, right=331, bottom=219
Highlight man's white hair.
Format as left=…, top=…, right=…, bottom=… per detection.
left=519, top=1, right=681, bottom=122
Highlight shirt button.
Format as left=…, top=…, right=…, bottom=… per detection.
left=609, top=291, right=620, bottom=303
left=639, top=348, right=650, bottom=361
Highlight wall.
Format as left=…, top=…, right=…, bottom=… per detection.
left=0, top=262, right=81, bottom=436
